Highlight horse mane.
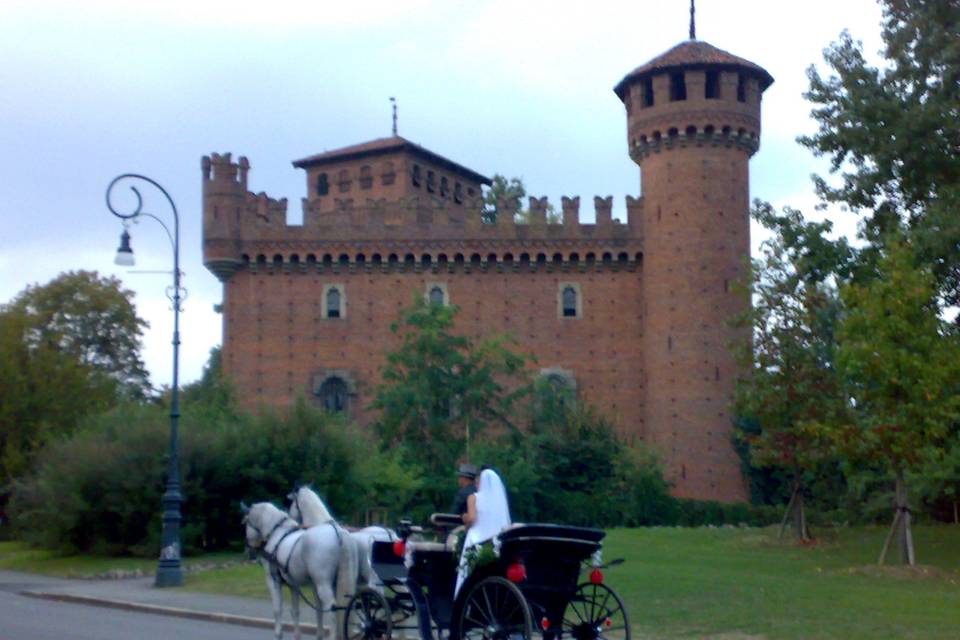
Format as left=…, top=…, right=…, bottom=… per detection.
left=293, top=486, right=335, bottom=527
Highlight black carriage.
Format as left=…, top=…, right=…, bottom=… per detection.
left=343, top=516, right=630, bottom=640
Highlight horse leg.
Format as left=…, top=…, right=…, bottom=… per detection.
left=314, top=582, right=335, bottom=640
left=265, top=569, right=285, bottom=640
left=290, top=586, right=302, bottom=640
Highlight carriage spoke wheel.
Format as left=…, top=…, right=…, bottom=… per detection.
left=561, top=583, right=630, bottom=640
left=459, top=576, right=533, bottom=640
left=345, top=587, right=393, bottom=640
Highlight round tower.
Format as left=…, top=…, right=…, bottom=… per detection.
left=614, top=40, right=773, bottom=501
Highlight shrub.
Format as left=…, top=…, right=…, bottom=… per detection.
left=9, top=399, right=420, bottom=555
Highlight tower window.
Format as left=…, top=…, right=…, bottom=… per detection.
left=316, top=172, right=329, bottom=196
left=322, top=284, right=346, bottom=319
left=337, top=169, right=351, bottom=193
left=558, top=283, right=581, bottom=319
left=642, top=77, right=654, bottom=107
left=318, top=376, right=348, bottom=413
left=381, top=161, right=396, bottom=186
left=326, top=288, right=341, bottom=318
left=562, top=287, right=577, bottom=316
left=670, top=72, right=687, bottom=101
left=705, top=70, right=719, bottom=99
left=737, top=74, right=746, bottom=102
left=454, top=182, right=463, bottom=204
left=440, top=176, right=449, bottom=198
left=429, top=286, right=445, bottom=305
left=359, top=165, right=373, bottom=189
left=426, top=170, right=436, bottom=193
left=412, top=164, right=422, bottom=188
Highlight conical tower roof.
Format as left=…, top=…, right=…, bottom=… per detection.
left=614, top=40, right=773, bottom=100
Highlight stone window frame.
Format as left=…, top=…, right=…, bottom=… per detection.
left=316, top=172, right=329, bottom=196
left=538, top=366, right=578, bottom=409
left=425, top=282, right=449, bottom=306
left=359, top=165, right=373, bottom=190
left=322, top=283, right=347, bottom=319
left=557, top=281, right=582, bottom=319
left=311, top=369, right=357, bottom=415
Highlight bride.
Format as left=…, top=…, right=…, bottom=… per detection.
left=455, top=468, right=511, bottom=595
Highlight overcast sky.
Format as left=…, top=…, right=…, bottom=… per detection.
left=0, top=0, right=886, bottom=388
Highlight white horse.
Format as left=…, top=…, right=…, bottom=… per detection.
left=243, top=502, right=357, bottom=640
left=287, top=486, right=397, bottom=591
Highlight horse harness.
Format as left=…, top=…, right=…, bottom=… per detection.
left=249, top=514, right=346, bottom=613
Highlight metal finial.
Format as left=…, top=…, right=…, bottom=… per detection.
left=390, top=97, right=397, bottom=136
left=689, top=0, right=696, bottom=40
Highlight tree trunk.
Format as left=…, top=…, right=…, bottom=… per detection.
left=795, top=491, right=809, bottom=541
left=779, top=481, right=810, bottom=542
left=877, top=509, right=901, bottom=565
left=779, top=484, right=798, bottom=540
left=953, top=500, right=958, bottom=525
left=879, top=470, right=916, bottom=566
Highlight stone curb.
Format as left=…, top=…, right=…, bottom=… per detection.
left=20, top=590, right=318, bottom=634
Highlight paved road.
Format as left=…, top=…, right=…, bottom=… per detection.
left=0, top=588, right=270, bottom=639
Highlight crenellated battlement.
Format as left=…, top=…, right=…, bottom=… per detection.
left=204, top=151, right=642, bottom=242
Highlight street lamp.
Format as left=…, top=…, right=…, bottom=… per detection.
left=105, top=174, right=184, bottom=588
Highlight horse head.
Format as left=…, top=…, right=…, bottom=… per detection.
left=243, top=502, right=290, bottom=552
left=288, top=486, right=334, bottom=528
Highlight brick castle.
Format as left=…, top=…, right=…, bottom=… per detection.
left=202, top=37, right=773, bottom=502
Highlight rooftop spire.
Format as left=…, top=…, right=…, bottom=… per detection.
left=689, top=0, right=696, bottom=40
left=390, top=97, right=398, bottom=136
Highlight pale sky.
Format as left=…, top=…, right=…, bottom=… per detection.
left=0, top=0, right=886, bottom=388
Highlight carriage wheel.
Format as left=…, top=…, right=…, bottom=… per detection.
left=458, top=576, right=533, bottom=640
left=344, top=587, right=393, bottom=640
left=561, top=583, right=630, bottom=640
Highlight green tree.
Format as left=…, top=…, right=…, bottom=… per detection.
left=0, top=271, right=149, bottom=489
left=482, top=174, right=526, bottom=224
left=835, top=237, right=960, bottom=564
left=371, top=296, right=530, bottom=512
left=800, top=0, right=960, bottom=308
left=734, top=203, right=853, bottom=540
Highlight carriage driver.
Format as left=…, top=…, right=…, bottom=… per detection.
left=449, top=463, right=478, bottom=517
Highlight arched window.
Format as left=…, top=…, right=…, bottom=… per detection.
left=562, top=286, right=577, bottom=317
left=538, top=368, right=577, bottom=412
left=316, top=173, right=329, bottom=196
left=440, top=176, right=449, bottom=198
left=337, top=169, right=351, bottom=193
left=318, top=377, right=348, bottom=413
left=429, top=286, right=445, bottom=305
left=426, top=170, right=436, bottom=193
left=412, top=164, right=422, bottom=188
left=454, top=182, right=463, bottom=204
left=382, top=161, right=396, bottom=186
left=359, top=165, right=373, bottom=189
left=326, top=287, right=341, bottom=318
left=670, top=72, right=687, bottom=101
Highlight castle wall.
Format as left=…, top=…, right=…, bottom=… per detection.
left=220, top=261, right=646, bottom=441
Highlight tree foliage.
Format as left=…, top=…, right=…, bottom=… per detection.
left=482, top=174, right=527, bottom=224
left=0, top=271, right=149, bottom=488
left=371, top=297, right=530, bottom=488
left=835, top=236, right=960, bottom=563
left=800, top=0, right=960, bottom=307
left=734, top=203, right=854, bottom=537
left=482, top=174, right=560, bottom=225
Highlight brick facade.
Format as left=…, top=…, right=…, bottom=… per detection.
left=203, top=39, right=772, bottom=502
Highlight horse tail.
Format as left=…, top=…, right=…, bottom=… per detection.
left=335, top=523, right=358, bottom=607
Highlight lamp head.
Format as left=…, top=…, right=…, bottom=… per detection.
left=115, top=229, right=135, bottom=266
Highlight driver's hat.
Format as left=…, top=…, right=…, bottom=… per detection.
left=457, top=463, right=478, bottom=479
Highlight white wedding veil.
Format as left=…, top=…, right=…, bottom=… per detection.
left=456, top=468, right=512, bottom=595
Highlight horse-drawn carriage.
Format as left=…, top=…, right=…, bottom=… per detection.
left=344, top=514, right=630, bottom=640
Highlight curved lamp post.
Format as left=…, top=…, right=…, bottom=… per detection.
left=106, top=174, right=184, bottom=588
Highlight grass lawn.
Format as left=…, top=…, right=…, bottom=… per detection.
left=3, top=525, right=959, bottom=638
left=602, top=525, right=960, bottom=639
